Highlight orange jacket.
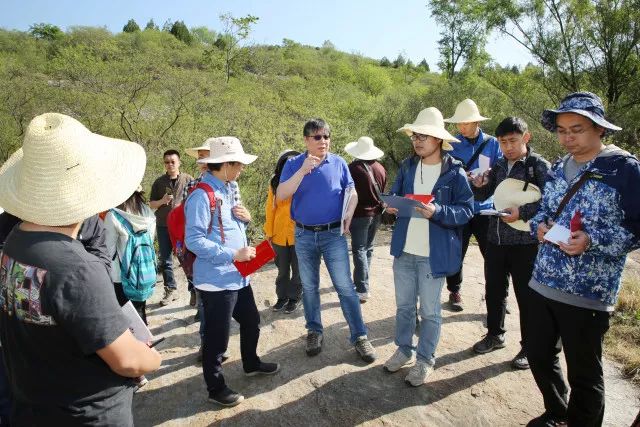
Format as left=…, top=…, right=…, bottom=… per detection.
left=263, top=186, right=295, bottom=246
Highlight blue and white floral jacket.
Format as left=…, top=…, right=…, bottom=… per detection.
left=530, top=145, right=640, bottom=306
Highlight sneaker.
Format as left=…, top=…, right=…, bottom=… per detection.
left=245, top=361, right=280, bottom=377
left=449, top=292, right=464, bottom=312
left=383, top=348, right=416, bottom=372
left=209, top=387, right=244, bottom=407
left=473, top=334, right=506, bottom=354
left=357, top=292, right=369, bottom=303
left=284, top=299, right=300, bottom=314
left=512, top=348, right=529, bottom=370
left=189, top=289, right=197, bottom=307
left=405, top=360, right=433, bottom=387
left=160, top=289, right=178, bottom=306
left=526, top=412, right=567, bottom=426
left=272, top=298, right=288, bottom=312
left=354, top=336, right=377, bottom=363
left=306, top=332, right=323, bottom=356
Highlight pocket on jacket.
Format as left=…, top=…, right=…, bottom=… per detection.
left=435, top=186, right=452, bottom=204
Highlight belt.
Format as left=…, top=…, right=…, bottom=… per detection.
left=295, top=221, right=342, bottom=232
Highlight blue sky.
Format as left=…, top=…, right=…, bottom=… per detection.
left=0, top=0, right=533, bottom=71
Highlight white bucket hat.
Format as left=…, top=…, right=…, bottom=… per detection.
left=0, top=113, right=146, bottom=226
left=197, top=136, right=257, bottom=165
left=444, top=99, right=490, bottom=123
left=397, top=107, right=460, bottom=151
left=344, top=136, right=384, bottom=160
left=185, top=143, right=210, bottom=159
left=493, top=178, right=541, bottom=232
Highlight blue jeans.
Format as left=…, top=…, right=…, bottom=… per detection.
left=294, top=226, right=367, bottom=344
left=349, top=215, right=381, bottom=294
left=393, top=252, right=444, bottom=365
left=156, top=225, right=177, bottom=290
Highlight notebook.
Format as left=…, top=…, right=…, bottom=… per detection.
left=233, top=240, right=276, bottom=277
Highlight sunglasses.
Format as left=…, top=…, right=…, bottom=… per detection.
left=308, top=134, right=330, bottom=141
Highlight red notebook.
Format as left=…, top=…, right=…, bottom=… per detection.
left=233, top=240, right=276, bottom=277
left=405, top=194, right=434, bottom=205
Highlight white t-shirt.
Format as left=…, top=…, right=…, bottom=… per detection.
left=404, top=161, right=441, bottom=257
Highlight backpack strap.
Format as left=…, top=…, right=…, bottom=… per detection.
left=522, top=153, right=537, bottom=191
left=360, top=161, right=383, bottom=205
left=190, top=182, right=225, bottom=244
left=463, top=133, right=492, bottom=171
left=551, top=172, right=592, bottom=221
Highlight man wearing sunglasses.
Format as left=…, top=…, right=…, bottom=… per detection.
left=150, top=149, right=193, bottom=306
left=277, top=118, right=377, bottom=363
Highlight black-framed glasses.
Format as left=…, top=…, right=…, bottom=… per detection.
left=410, top=133, right=429, bottom=142
left=309, top=134, right=330, bottom=141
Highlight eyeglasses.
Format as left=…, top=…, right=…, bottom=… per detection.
left=557, top=127, right=588, bottom=137
left=410, top=133, right=429, bottom=142
left=308, top=134, right=330, bottom=141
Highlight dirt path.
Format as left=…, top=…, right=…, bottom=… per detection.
left=134, top=231, right=639, bottom=426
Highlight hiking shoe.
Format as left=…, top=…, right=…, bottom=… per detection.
left=189, top=289, right=197, bottom=307
left=272, top=298, right=288, bottom=312
left=284, top=299, right=300, bottom=314
left=405, top=360, right=433, bottom=387
left=526, top=412, right=567, bottom=426
left=306, top=332, right=323, bottom=356
left=449, top=292, right=464, bottom=312
left=245, top=361, right=280, bottom=377
left=354, top=336, right=377, bottom=363
left=357, top=292, right=369, bottom=303
left=160, top=289, right=178, bottom=306
left=383, top=348, right=416, bottom=372
left=209, top=387, right=244, bottom=407
left=473, top=334, right=506, bottom=354
left=512, top=348, right=529, bottom=370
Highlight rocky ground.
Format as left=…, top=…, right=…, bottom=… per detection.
left=134, top=230, right=639, bottom=426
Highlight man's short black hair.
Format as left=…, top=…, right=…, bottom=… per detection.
left=163, top=149, right=180, bottom=158
left=495, top=117, right=529, bottom=137
left=303, top=118, right=331, bottom=137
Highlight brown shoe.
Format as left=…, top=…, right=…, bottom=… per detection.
left=449, top=292, right=463, bottom=312
left=160, top=289, right=178, bottom=306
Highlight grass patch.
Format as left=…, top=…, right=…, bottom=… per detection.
left=605, top=271, right=640, bottom=383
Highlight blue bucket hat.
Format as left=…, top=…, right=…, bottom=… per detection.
left=541, top=91, right=621, bottom=137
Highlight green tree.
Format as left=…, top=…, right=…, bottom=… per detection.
left=169, top=21, right=193, bottom=44
left=209, top=13, right=259, bottom=83
left=191, top=26, right=217, bottom=46
left=28, top=23, right=63, bottom=41
left=392, top=53, right=406, bottom=68
left=144, top=19, right=158, bottom=31
left=123, top=19, right=140, bottom=33
left=379, top=56, right=391, bottom=67
left=418, top=58, right=430, bottom=71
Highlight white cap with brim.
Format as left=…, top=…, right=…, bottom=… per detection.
left=186, top=144, right=211, bottom=158
left=0, top=113, right=146, bottom=226
left=493, top=178, right=541, bottom=232
left=197, top=136, right=257, bottom=165
left=344, top=136, right=384, bottom=160
left=444, top=98, right=490, bottom=123
left=397, top=107, right=460, bottom=151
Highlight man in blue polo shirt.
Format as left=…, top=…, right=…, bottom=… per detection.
left=277, top=118, right=377, bottom=363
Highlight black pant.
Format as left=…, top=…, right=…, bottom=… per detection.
left=201, top=286, right=261, bottom=394
left=527, top=288, right=610, bottom=426
left=446, top=215, right=489, bottom=293
left=113, top=282, right=147, bottom=325
left=484, top=243, right=538, bottom=343
left=273, top=243, right=302, bottom=301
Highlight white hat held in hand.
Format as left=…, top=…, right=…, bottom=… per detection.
left=493, top=178, right=541, bottom=232
left=197, top=136, right=257, bottom=165
left=0, top=113, right=146, bottom=226
left=397, top=107, right=460, bottom=151
left=444, top=99, right=491, bottom=123
left=185, top=143, right=211, bottom=159
left=344, top=136, right=384, bottom=160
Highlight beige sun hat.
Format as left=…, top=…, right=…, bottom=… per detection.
left=397, top=107, right=460, bottom=151
left=0, top=113, right=146, bottom=226
left=444, top=99, right=491, bottom=123
left=197, top=136, right=257, bottom=165
left=344, top=136, right=384, bottom=160
left=185, top=143, right=211, bottom=158
left=493, top=178, right=541, bottom=232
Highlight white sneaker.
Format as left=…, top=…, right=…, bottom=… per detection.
left=405, top=360, right=433, bottom=387
left=383, top=348, right=415, bottom=372
left=357, top=292, right=370, bottom=303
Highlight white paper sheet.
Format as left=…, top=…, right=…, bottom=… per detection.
left=122, top=301, right=153, bottom=343
left=479, top=209, right=507, bottom=217
left=340, top=186, right=354, bottom=235
left=478, top=154, right=491, bottom=174
left=544, top=223, right=571, bottom=245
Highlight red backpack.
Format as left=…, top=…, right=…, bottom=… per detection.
left=166, top=182, right=224, bottom=278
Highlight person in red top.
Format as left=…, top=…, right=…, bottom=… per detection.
left=345, top=137, right=387, bottom=303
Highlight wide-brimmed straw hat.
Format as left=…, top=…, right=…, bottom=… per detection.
left=397, top=107, right=460, bottom=151
left=344, top=136, right=384, bottom=160
left=493, top=178, right=541, bottom=232
left=0, top=113, right=146, bottom=226
left=197, top=136, right=257, bottom=165
left=541, top=91, right=621, bottom=137
left=185, top=143, right=210, bottom=158
left=444, top=99, right=490, bottom=123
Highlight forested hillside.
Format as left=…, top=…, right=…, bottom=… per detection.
left=1, top=16, right=637, bottom=236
